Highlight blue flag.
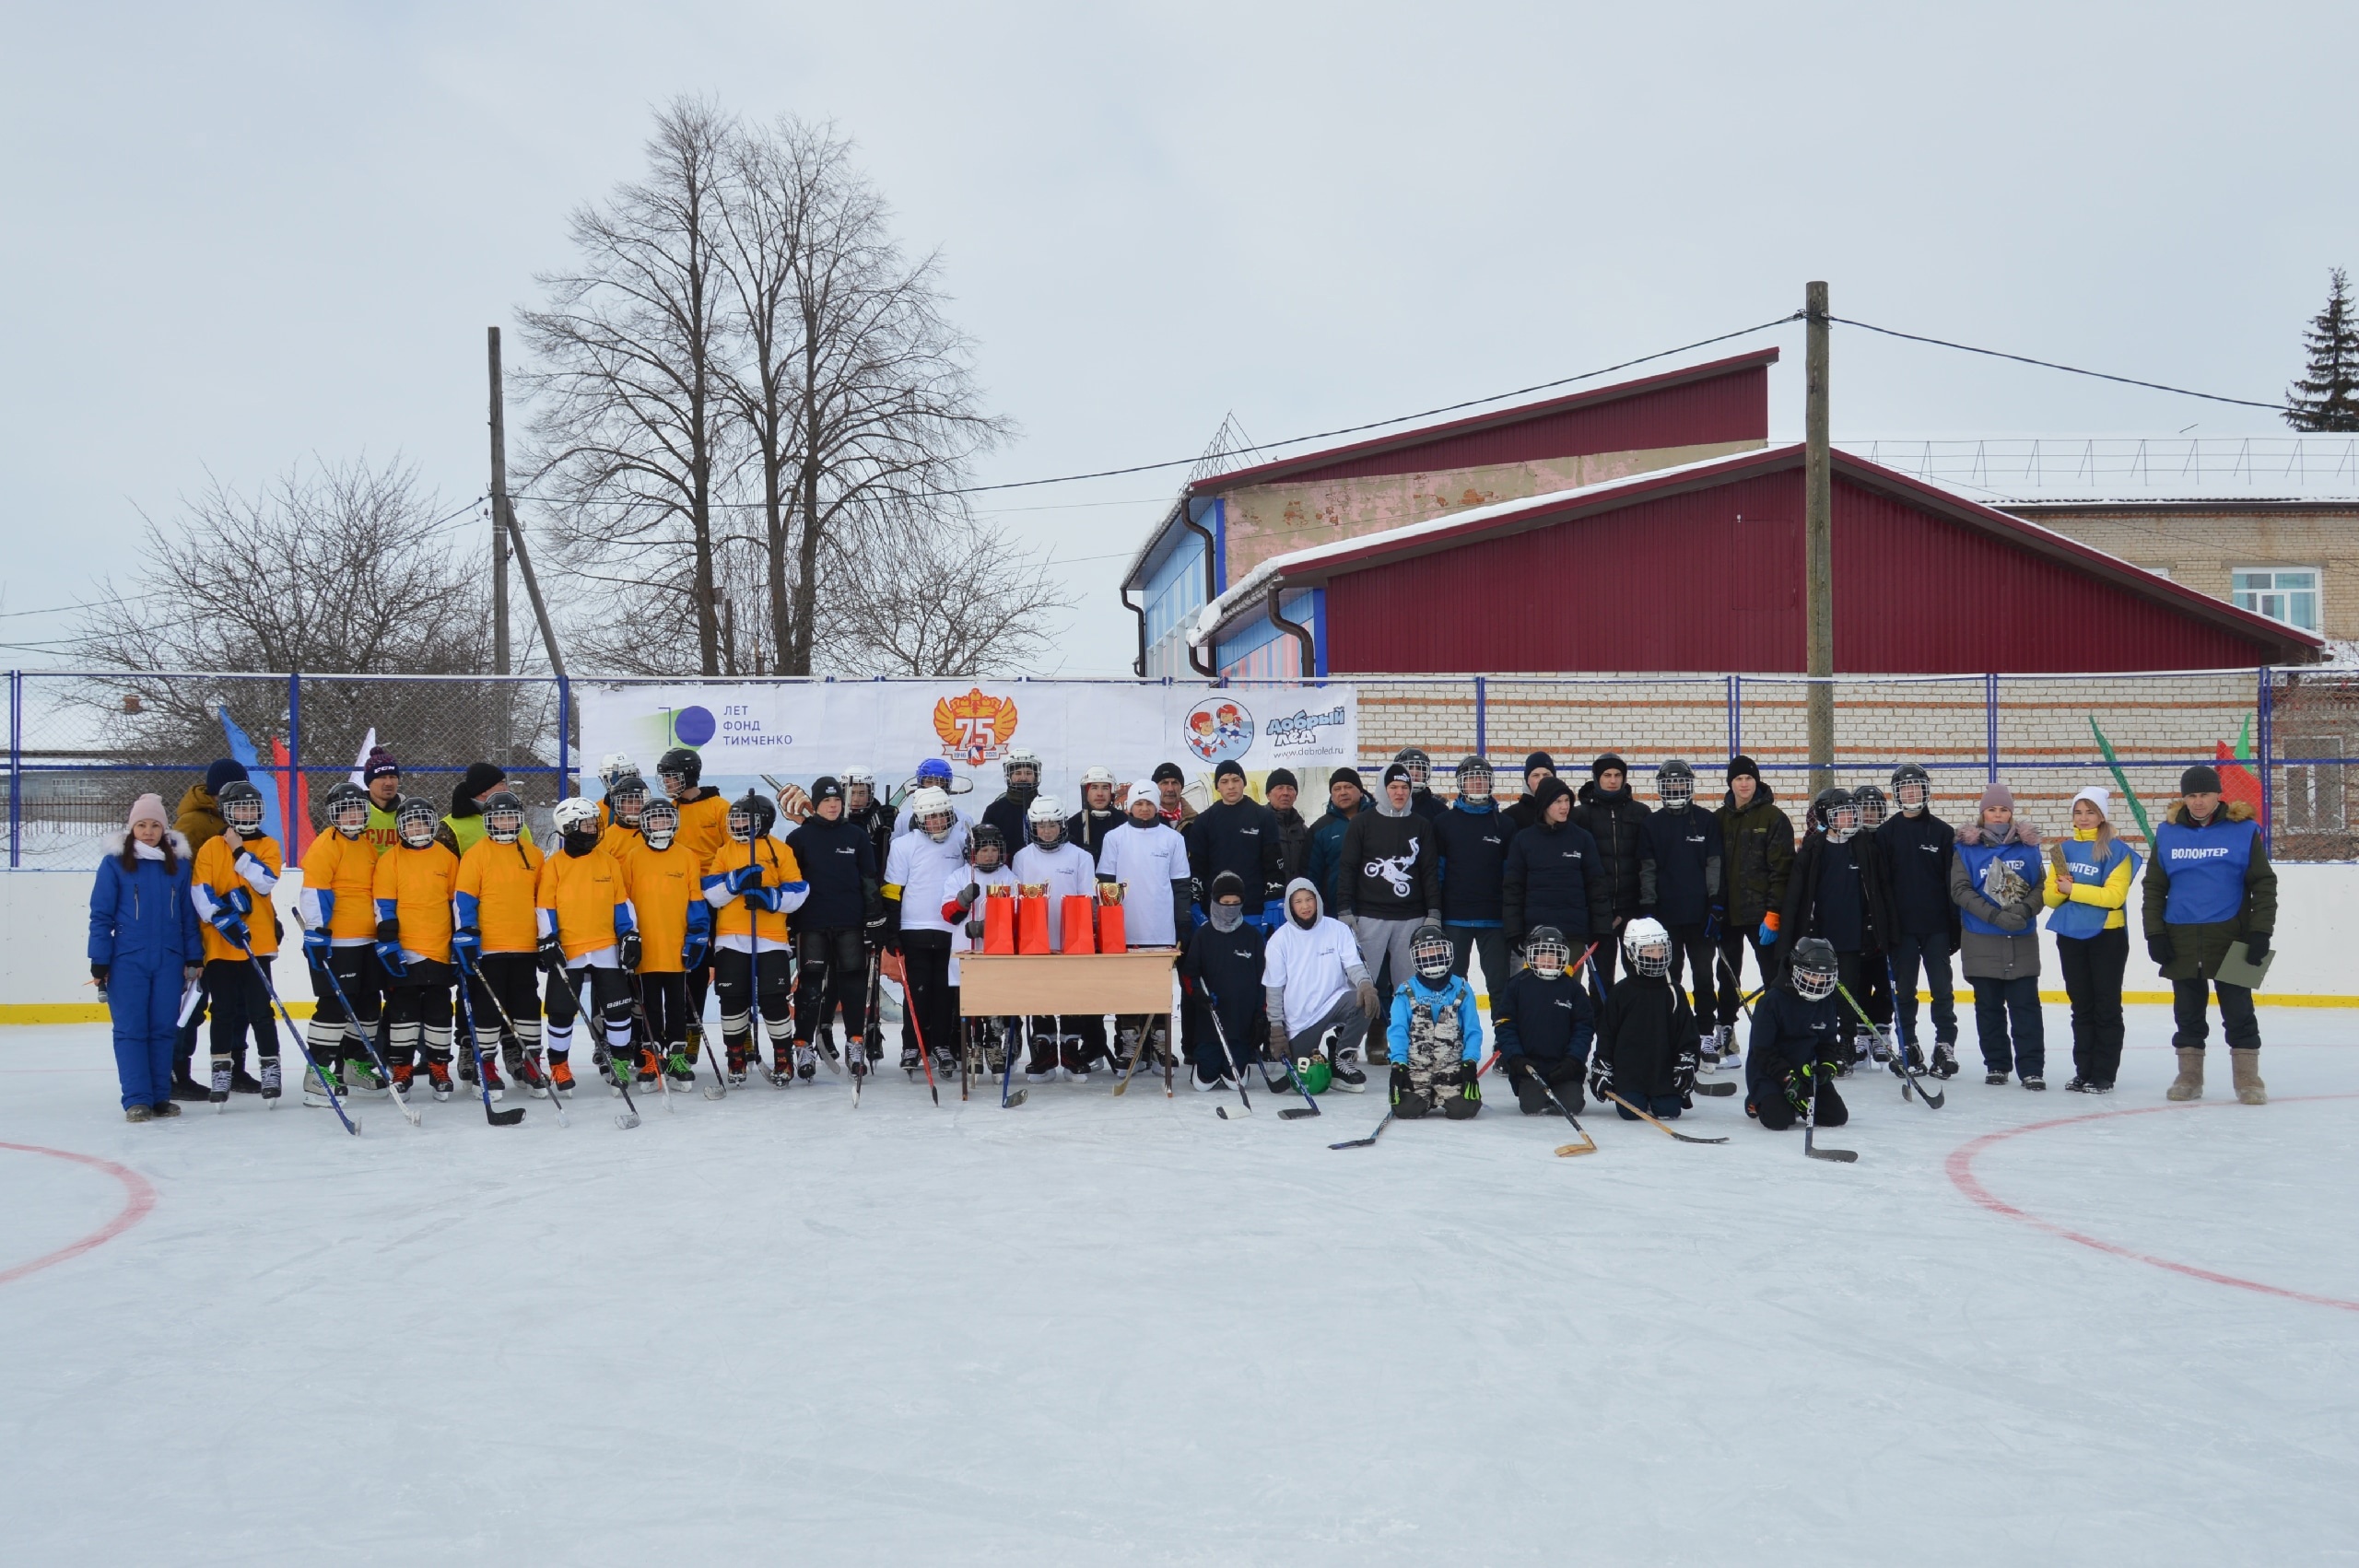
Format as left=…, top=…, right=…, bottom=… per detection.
left=215, top=706, right=285, bottom=843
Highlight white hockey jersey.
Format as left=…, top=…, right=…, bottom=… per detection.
left=1094, top=818, right=1190, bottom=947
left=1012, top=839, right=1099, bottom=952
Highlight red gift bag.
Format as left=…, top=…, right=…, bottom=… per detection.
left=982, top=892, right=1018, bottom=954
left=1016, top=894, right=1052, bottom=954
left=1060, top=895, right=1097, bottom=954
left=1097, top=900, right=1126, bottom=953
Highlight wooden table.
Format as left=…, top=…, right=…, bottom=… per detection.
left=956, top=950, right=1180, bottom=1016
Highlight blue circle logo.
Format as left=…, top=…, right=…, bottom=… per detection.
left=1183, top=697, right=1254, bottom=765
left=672, top=705, right=717, bottom=747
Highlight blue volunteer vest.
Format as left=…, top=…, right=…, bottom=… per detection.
left=1954, top=837, right=2042, bottom=937
left=2046, top=835, right=2139, bottom=941
left=2153, top=815, right=2258, bottom=927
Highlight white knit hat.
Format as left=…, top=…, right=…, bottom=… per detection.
left=2070, top=785, right=2111, bottom=821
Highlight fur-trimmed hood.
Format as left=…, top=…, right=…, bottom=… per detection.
left=2166, top=798, right=2256, bottom=828
left=100, top=827, right=194, bottom=859
left=1957, top=818, right=2042, bottom=848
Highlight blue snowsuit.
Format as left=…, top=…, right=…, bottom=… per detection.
left=88, top=834, right=204, bottom=1109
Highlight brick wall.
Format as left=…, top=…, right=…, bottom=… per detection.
left=1997, top=503, right=2359, bottom=641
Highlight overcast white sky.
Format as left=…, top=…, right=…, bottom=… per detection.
left=5, top=2, right=2354, bottom=674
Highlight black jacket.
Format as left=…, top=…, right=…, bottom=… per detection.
left=1874, top=811, right=1961, bottom=944
left=1493, top=967, right=1595, bottom=1063
left=981, top=790, right=1039, bottom=852
left=1433, top=801, right=1513, bottom=924
left=1638, top=804, right=1722, bottom=927
left=1272, top=805, right=1309, bottom=883
left=1501, top=817, right=1610, bottom=942
left=1777, top=828, right=1893, bottom=960
left=1597, top=974, right=1697, bottom=1100
left=1066, top=804, right=1128, bottom=863
left=1186, top=798, right=1287, bottom=910
left=1410, top=787, right=1447, bottom=826
left=1745, top=984, right=1842, bottom=1106
left=785, top=813, right=880, bottom=930
left=1180, top=919, right=1267, bottom=1054
left=1573, top=780, right=1649, bottom=919
left=848, top=801, right=896, bottom=880
left=1334, top=808, right=1438, bottom=920
left=1717, top=785, right=1795, bottom=927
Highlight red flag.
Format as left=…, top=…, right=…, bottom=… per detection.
left=2212, top=741, right=2264, bottom=816
left=272, top=734, right=311, bottom=857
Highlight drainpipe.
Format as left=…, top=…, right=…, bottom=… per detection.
left=1179, top=497, right=1218, bottom=677
left=1267, top=589, right=1314, bottom=679
left=1120, top=587, right=1146, bottom=676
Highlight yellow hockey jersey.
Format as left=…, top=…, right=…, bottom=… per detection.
left=373, top=841, right=460, bottom=965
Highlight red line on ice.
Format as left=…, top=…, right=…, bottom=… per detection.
left=1946, top=1094, right=2359, bottom=1314
left=0, top=1141, right=158, bottom=1287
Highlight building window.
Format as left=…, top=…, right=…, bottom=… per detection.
left=2232, top=567, right=2320, bottom=631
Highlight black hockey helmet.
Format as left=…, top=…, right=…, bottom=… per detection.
left=1811, top=787, right=1859, bottom=839
left=323, top=779, right=370, bottom=837
left=657, top=746, right=703, bottom=797
left=217, top=778, right=266, bottom=834
left=1455, top=755, right=1492, bottom=800
left=395, top=793, right=439, bottom=848
left=1525, top=925, right=1570, bottom=977
left=482, top=790, right=526, bottom=844
left=1393, top=746, right=1432, bottom=788
left=1891, top=763, right=1931, bottom=814
left=1411, top=922, right=1454, bottom=983
left=1656, top=756, right=1696, bottom=809
left=608, top=772, right=649, bottom=824
left=969, top=822, right=1007, bottom=870
left=640, top=795, right=679, bottom=850
left=1789, top=937, right=1839, bottom=1000
left=727, top=790, right=776, bottom=843
left=1850, top=782, right=1888, bottom=830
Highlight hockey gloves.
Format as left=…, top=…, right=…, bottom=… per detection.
left=619, top=931, right=641, bottom=970
left=724, top=863, right=765, bottom=895
left=452, top=926, right=483, bottom=965
left=207, top=906, right=251, bottom=947
left=1587, top=1058, right=1613, bottom=1106
left=536, top=930, right=565, bottom=972
left=301, top=925, right=333, bottom=958
left=1757, top=912, right=1780, bottom=949
left=1673, top=1046, right=1699, bottom=1097
left=2146, top=931, right=2175, bottom=967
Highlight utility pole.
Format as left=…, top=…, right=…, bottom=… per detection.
left=487, top=327, right=512, bottom=678
left=1804, top=280, right=1834, bottom=796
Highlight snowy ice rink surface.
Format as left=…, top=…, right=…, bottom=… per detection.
left=3, top=1010, right=2355, bottom=1568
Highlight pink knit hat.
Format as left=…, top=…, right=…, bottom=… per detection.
left=126, top=793, right=169, bottom=829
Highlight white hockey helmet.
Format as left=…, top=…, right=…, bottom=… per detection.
left=552, top=796, right=601, bottom=836
left=597, top=752, right=639, bottom=790
left=1003, top=747, right=1041, bottom=786
left=841, top=766, right=876, bottom=808
left=1621, top=916, right=1673, bottom=979
left=908, top=786, right=955, bottom=843
left=1027, top=794, right=1066, bottom=844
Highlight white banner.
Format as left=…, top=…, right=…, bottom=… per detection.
left=576, top=681, right=1357, bottom=810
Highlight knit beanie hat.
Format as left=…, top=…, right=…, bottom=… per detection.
left=2180, top=765, right=2223, bottom=795
left=1979, top=780, right=2015, bottom=813
left=1523, top=751, right=1555, bottom=778
left=1214, top=759, right=1246, bottom=783
left=1728, top=755, right=1762, bottom=783
left=459, top=761, right=507, bottom=799
left=204, top=758, right=248, bottom=795
left=1532, top=776, right=1573, bottom=813
left=1329, top=766, right=1363, bottom=791
left=1151, top=762, right=1185, bottom=786
left=127, top=793, right=170, bottom=829
left=364, top=747, right=401, bottom=781
left=2070, top=785, right=2111, bottom=822
left=1265, top=767, right=1298, bottom=791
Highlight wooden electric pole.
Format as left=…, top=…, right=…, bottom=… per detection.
left=1804, top=281, right=1834, bottom=796
left=487, top=327, right=512, bottom=678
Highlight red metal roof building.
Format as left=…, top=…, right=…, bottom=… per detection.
left=1122, top=350, right=1779, bottom=677
left=1185, top=444, right=2322, bottom=674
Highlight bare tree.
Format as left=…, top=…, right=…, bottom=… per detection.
left=68, top=457, right=517, bottom=773
left=519, top=96, right=738, bottom=675
left=821, top=510, right=1076, bottom=676
left=713, top=117, right=1012, bottom=674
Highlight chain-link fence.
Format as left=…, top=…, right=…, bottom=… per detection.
left=7, top=665, right=2352, bottom=870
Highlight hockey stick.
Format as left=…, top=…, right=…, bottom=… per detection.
left=623, top=969, right=674, bottom=1114
left=1499, top=1059, right=1598, bottom=1156
left=469, top=965, right=569, bottom=1127
left=312, top=949, right=417, bottom=1128
left=546, top=959, right=640, bottom=1129
left=453, top=952, right=525, bottom=1126
left=1837, top=979, right=1943, bottom=1110
left=1203, top=1003, right=1253, bottom=1120
left=1803, top=1061, right=1857, bottom=1163
left=900, top=949, right=942, bottom=1106
left=1329, top=1111, right=1390, bottom=1147
left=241, top=935, right=358, bottom=1136
left=1602, top=1088, right=1729, bottom=1144
left=1111, top=1012, right=1160, bottom=1096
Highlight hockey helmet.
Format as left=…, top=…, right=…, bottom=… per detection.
left=608, top=773, right=649, bottom=825
left=1296, top=1054, right=1334, bottom=1095
left=1890, top=763, right=1931, bottom=815
left=217, top=778, right=266, bottom=835
left=395, top=793, right=440, bottom=848
left=908, top=786, right=956, bottom=843
left=1851, top=783, right=1888, bottom=831
left=1002, top=747, right=1041, bottom=790
left=1455, top=755, right=1493, bottom=802
left=728, top=791, right=777, bottom=843
left=1657, top=756, right=1696, bottom=810
left=1622, top=916, right=1673, bottom=979
left=1393, top=746, right=1432, bottom=789
left=482, top=790, right=526, bottom=845
left=639, top=796, right=679, bottom=851
left=1812, top=787, right=1860, bottom=842
left=841, top=765, right=876, bottom=810
left=1789, top=937, right=1839, bottom=1001
left=552, top=796, right=601, bottom=837
left=597, top=752, right=639, bottom=790
left=656, top=746, right=702, bottom=797
left=1525, top=925, right=1571, bottom=978
left=324, top=779, right=370, bottom=837
left=969, top=823, right=1007, bottom=871
left=1411, top=922, right=1454, bottom=983
left=1027, top=793, right=1066, bottom=844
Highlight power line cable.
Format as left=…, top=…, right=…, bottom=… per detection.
left=1826, top=316, right=2283, bottom=412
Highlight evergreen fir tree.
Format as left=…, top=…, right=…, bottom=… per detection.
left=2285, top=267, right=2359, bottom=431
